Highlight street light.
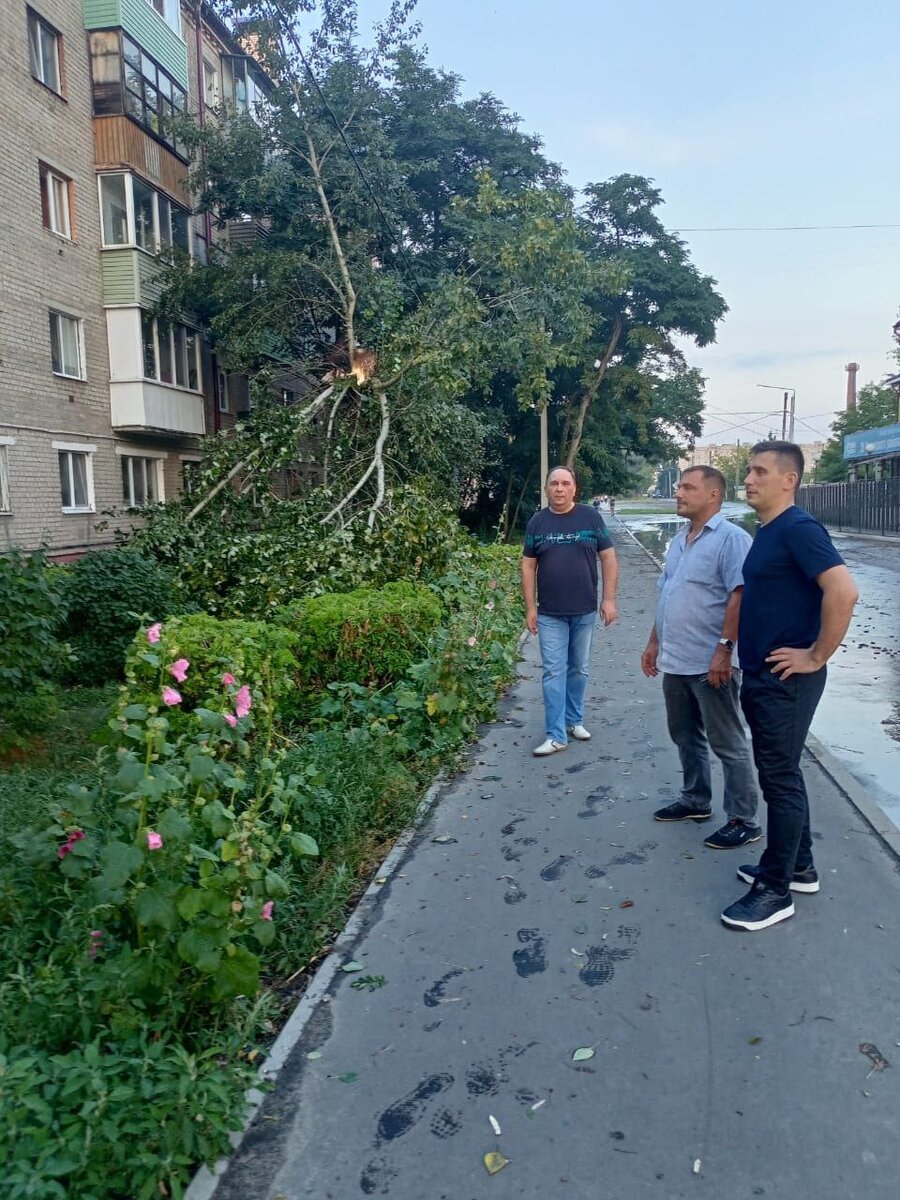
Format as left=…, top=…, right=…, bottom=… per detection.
left=757, top=384, right=796, bottom=441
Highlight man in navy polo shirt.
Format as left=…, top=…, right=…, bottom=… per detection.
left=521, top=466, right=618, bottom=756
left=721, top=442, right=858, bottom=932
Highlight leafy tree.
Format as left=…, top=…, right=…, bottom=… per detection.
left=816, top=384, right=898, bottom=481
left=712, top=444, right=751, bottom=500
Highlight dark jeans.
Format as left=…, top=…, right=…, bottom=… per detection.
left=740, top=667, right=827, bottom=893
left=662, top=672, right=758, bottom=823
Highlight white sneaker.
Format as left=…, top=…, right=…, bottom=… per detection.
left=533, top=738, right=567, bottom=757
left=567, top=724, right=591, bottom=741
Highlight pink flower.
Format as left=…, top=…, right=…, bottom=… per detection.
left=223, top=712, right=237, bottom=728
left=88, top=930, right=103, bottom=959
left=222, top=673, right=235, bottom=686
left=234, top=685, right=252, bottom=720
left=146, top=831, right=163, bottom=851
left=57, top=829, right=85, bottom=860
left=467, top=636, right=477, bottom=647
left=162, top=686, right=182, bottom=707
left=485, top=601, right=495, bottom=612
left=488, top=579, right=498, bottom=590
left=168, top=658, right=190, bottom=684
left=261, top=900, right=274, bottom=921
left=146, top=623, right=162, bottom=644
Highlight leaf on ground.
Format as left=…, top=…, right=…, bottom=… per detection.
left=483, top=1151, right=509, bottom=1175
left=692, top=1158, right=702, bottom=1175
left=306, top=1051, right=322, bottom=1060
left=571, top=894, right=589, bottom=904
left=342, top=961, right=364, bottom=973
left=748, top=1036, right=763, bottom=1045
left=573, top=923, right=587, bottom=935
left=619, top=900, right=634, bottom=908
left=489, top=1114, right=501, bottom=1135
left=572, top=1047, right=595, bottom=1062
left=859, top=1043, right=891, bottom=1073
left=337, top=1072, right=358, bottom=1083
left=432, top=834, right=457, bottom=844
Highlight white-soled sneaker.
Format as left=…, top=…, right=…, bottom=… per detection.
left=533, top=738, right=567, bottom=757
left=567, top=724, right=591, bottom=741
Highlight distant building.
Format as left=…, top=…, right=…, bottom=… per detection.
left=678, top=441, right=824, bottom=477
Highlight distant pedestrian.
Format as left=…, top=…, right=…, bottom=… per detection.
left=521, top=466, right=618, bottom=756
left=641, top=466, right=761, bottom=849
left=608, top=497, right=616, bottom=517
left=721, top=442, right=858, bottom=932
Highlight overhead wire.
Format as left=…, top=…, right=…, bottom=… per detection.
left=670, top=223, right=900, bottom=233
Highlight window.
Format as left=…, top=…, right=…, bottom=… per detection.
left=54, top=443, right=95, bottom=513
left=181, top=458, right=201, bottom=494
left=203, top=57, right=219, bottom=108
left=88, top=30, right=187, bottom=157
left=39, top=163, right=72, bottom=238
left=0, top=441, right=12, bottom=513
left=49, top=310, right=84, bottom=378
left=121, top=454, right=160, bottom=507
left=144, top=0, right=164, bottom=14
left=99, top=173, right=192, bottom=255
left=217, top=368, right=230, bottom=413
left=28, top=8, right=62, bottom=94
left=140, top=313, right=202, bottom=389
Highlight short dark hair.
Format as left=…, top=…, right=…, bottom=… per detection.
left=750, top=440, right=804, bottom=482
left=681, top=464, right=727, bottom=497
left=546, top=465, right=577, bottom=487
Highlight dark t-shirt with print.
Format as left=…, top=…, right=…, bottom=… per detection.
left=523, top=503, right=613, bottom=617
left=738, top=505, right=844, bottom=673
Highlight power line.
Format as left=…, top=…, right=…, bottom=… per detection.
left=671, top=223, right=900, bottom=233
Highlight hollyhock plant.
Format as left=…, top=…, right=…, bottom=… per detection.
left=467, top=636, right=477, bottom=647
left=58, top=829, right=85, bottom=860
left=234, top=685, right=252, bottom=720
left=223, top=712, right=237, bottom=728
left=162, top=686, right=182, bottom=707
left=486, top=601, right=495, bottom=612
left=168, top=658, right=190, bottom=684
left=261, top=900, right=274, bottom=921
left=146, top=622, right=162, bottom=644
left=89, top=930, right=104, bottom=959
left=146, top=831, right=163, bottom=851
left=222, top=673, right=235, bottom=686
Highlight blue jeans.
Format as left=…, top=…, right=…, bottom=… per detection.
left=740, top=667, right=827, bottom=893
left=662, top=672, right=759, bottom=823
left=537, top=612, right=597, bottom=743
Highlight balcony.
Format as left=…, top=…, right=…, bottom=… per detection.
left=110, top=380, right=205, bottom=436
left=83, top=0, right=188, bottom=86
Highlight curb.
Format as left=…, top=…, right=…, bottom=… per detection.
left=805, top=733, right=900, bottom=863
left=185, top=768, right=450, bottom=1200
left=186, top=633, right=531, bottom=1199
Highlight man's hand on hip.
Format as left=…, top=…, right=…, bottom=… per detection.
left=599, top=600, right=617, bottom=626
left=525, top=606, right=538, bottom=635
left=766, top=646, right=823, bottom=679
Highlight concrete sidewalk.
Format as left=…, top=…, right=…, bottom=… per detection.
left=206, top=534, right=900, bottom=1200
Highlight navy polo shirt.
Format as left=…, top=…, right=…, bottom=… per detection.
left=523, top=503, right=613, bottom=617
left=739, top=505, right=844, bottom=673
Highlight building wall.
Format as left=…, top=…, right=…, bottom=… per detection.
left=678, top=441, right=825, bottom=475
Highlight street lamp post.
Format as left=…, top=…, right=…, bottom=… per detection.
left=757, top=384, right=796, bottom=442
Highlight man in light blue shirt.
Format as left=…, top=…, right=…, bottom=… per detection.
left=641, top=465, right=761, bottom=849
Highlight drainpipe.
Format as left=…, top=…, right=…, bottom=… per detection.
left=194, top=1, right=219, bottom=432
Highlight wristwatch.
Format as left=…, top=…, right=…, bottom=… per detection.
left=718, top=638, right=735, bottom=651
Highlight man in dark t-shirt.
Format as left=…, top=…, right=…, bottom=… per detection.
left=720, top=442, right=858, bottom=933
left=521, top=466, right=618, bottom=756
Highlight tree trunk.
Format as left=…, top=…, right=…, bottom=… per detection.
left=564, top=315, right=623, bottom=470
left=509, top=464, right=536, bottom=540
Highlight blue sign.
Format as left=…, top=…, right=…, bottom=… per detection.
left=843, top=422, right=900, bottom=461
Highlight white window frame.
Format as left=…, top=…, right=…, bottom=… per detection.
left=0, top=438, right=13, bottom=513
left=179, top=453, right=201, bottom=495
left=40, top=162, right=72, bottom=238
left=203, top=56, right=220, bottom=108
left=49, top=309, right=85, bottom=379
left=98, top=172, right=192, bottom=256
left=28, top=7, right=62, bottom=95
left=140, top=313, right=202, bottom=392
left=217, top=368, right=230, bottom=413
left=116, top=445, right=165, bottom=507
left=53, top=441, right=96, bottom=514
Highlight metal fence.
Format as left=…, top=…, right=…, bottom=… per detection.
left=798, top=477, right=900, bottom=536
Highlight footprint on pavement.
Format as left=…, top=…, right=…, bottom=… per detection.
left=374, top=1072, right=454, bottom=1145
left=513, top=928, right=547, bottom=977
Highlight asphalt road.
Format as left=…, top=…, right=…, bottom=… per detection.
left=206, top=534, right=900, bottom=1200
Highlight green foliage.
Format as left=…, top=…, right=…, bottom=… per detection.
left=0, top=551, right=69, bottom=749
left=711, top=444, right=751, bottom=500
left=816, top=383, right=898, bottom=481
left=284, top=581, right=442, bottom=690
left=59, top=549, right=188, bottom=685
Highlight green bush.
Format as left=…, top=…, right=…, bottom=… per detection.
left=0, top=550, right=69, bottom=748
left=60, top=549, right=187, bottom=685
left=283, top=581, right=442, bottom=692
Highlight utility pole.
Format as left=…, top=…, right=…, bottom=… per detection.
left=539, top=404, right=548, bottom=508
left=758, top=384, right=796, bottom=442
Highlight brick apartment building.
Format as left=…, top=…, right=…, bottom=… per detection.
left=0, top=0, right=265, bottom=558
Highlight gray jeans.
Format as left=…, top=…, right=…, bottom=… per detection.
left=662, top=672, right=759, bottom=823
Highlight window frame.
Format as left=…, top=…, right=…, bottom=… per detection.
left=49, top=309, right=85, bottom=380
left=39, top=162, right=73, bottom=239
left=140, top=313, right=202, bottom=392
left=98, top=172, right=192, bottom=256
left=118, top=448, right=164, bottom=508
left=53, top=441, right=96, bottom=514
left=88, top=30, right=187, bottom=158
left=217, top=368, right=230, bottom=413
left=0, top=438, right=13, bottom=514
left=27, top=7, right=63, bottom=96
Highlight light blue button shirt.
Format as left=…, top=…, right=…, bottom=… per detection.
left=655, top=512, right=753, bottom=675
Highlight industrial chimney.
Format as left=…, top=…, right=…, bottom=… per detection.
left=845, top=362, right=859, bottom=412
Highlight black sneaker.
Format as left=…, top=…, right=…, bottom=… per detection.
left=704, top=819, right=763, bottom=850
left=721, top=882, right=794, bottom=931
left=653, top=800, right=713, bottom=822
left=736, top=863, right=820, bottom=894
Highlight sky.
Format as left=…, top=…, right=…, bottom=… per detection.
left=358, top=0, right=900, bottom=444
